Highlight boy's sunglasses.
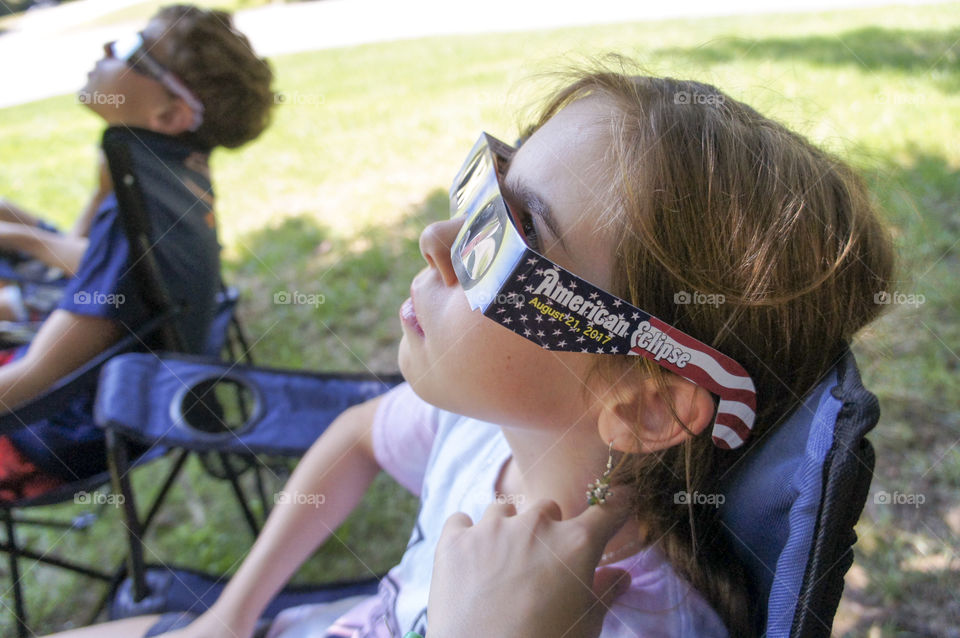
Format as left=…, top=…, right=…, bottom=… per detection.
left=449, top=133, right=757, bottom=449
left=107, top=33, right=205, bottom=131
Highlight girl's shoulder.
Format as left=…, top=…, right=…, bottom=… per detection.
left=601, top=544, right=729, bottom=638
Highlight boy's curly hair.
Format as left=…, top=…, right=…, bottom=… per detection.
left=154, top=4, right=274, bottom=149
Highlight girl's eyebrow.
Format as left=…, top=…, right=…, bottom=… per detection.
left=501, top=176, right=569, bottom=254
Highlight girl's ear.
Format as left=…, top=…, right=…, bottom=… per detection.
left=597, top=369, right=715, bottom=454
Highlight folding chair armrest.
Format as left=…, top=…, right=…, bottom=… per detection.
left=95, top=352, right=403, bottom=457
left=0, top=311, right=175, bottom=436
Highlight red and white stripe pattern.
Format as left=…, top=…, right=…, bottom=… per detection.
left=635, top=319, right=757, bottom=449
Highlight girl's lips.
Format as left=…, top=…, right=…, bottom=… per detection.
left=400, top=294, right=424, bottom=337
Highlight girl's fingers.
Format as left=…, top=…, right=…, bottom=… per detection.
left=569, top=485, right=632, bottom=551
left=435, top=511, right=476, bottom=559
left=439, top=511, right=474, bottom=535
left=525, top=498, right=563, bottom=522
left=480, top=500, right=517, bottom=521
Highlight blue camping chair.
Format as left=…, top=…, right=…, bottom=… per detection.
left=0, top=253, right=69, bottom=295
left=0, top=290, right=242, bottom=636
left=0, top=124, right=249, bottom=636
left=718, top=349, right=878, bottom=637
left=94, top=349, right=879, bottom=636
left=95, top=353, right=402, bottom=618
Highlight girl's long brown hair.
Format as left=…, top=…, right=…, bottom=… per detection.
left=530, top=65, right=894, bottom=636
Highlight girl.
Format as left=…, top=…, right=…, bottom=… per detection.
left=47, top=66, right=893, bottom=638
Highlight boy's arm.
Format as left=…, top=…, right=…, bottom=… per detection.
left=0, top=309, right=121, bottom=413
left=170, top=397, right=385, bottom=638
left=0, top=198, right=43, bottom=227
left=0, top=221, right=89, bottom=276
left=69, top=153, right=113, bottom=238
left=0, top=150, right=113, bottom=248
left=68, top=193, right=107, bottom=239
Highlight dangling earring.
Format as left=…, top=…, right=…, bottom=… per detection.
left=586, top=440, right=615, bottom=506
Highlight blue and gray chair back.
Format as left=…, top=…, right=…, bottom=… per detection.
left=720, top=350, right=878, bottom=637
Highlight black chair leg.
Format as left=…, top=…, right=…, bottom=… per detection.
left=254, top=464, right=271, bottom=520
left=2, top=508, right=29, bottom=638
left=217, top=452, right=260, bottom=538
left=230, top=315, right=254, bottom=365
left=106, top=430, right=149, bottom=602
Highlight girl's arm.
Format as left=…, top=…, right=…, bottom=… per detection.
left=164, top=396, right=385, bottom=638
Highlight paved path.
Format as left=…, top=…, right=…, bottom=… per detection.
left=0, top=0, right=949, bottom=108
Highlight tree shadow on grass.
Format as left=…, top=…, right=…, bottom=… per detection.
left=660, top=26, right=960, bottom=92
left=223, top=188, right=447, bottom=373
left=842, top=149, right=960, bottom=634
left=217, top=191, right=447, bottom=584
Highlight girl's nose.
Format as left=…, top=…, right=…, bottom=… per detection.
left=103, top=41, right=115, bottom=58
left=419, top=217, right=464, bottom=287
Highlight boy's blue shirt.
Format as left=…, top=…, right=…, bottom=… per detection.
left=7, top=131, right=221, bottom=480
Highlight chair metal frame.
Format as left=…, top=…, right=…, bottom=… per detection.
left=786, top=352, right=878, bottom=637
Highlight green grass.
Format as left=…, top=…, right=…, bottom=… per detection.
left=2, top=2, right=959, bottom=634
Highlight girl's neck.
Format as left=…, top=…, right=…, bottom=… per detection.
left=496, top=426, right=601, bottom=517
left=496, top=425, right=644, bottom=562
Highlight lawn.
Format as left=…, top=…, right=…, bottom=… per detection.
left=1, top=2, right=958, bottom=635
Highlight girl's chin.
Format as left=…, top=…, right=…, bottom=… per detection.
left=396, top=335, right=419, bottom=381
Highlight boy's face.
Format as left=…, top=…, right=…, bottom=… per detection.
left=79, top=17, right=183, bottom=130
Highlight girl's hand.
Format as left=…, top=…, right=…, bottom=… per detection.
left=427, top=496, right=632, bottom=638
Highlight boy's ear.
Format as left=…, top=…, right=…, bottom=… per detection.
left=597, top=368, right=715, bottom=454
left=148, top=97, right=196, bottom=136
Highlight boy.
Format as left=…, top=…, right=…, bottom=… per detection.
left=0, top=4, right=274, bottom=499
